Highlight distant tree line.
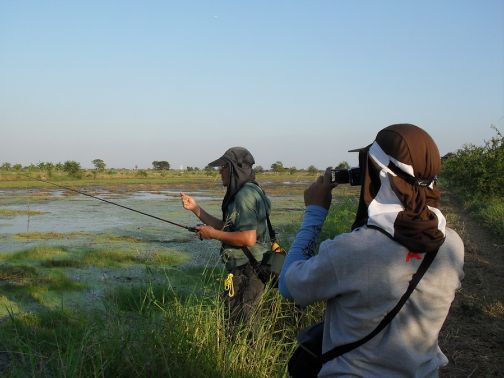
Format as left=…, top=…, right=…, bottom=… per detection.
left=152, top=161, right=170, bottom=170
left=0, top=158, right=352, bottom=177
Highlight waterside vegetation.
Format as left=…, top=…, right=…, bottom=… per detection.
left=0, top=130, right=502, bottom=376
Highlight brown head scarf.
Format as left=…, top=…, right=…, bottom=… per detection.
left=352, top=124, right=446, bottom=253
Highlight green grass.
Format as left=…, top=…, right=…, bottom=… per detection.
left=0, top=264, right=38, bottom=283
left=3, top=246, right=72, bottom=262
left=439, top=180, right=504, bottom=239
left=0, top=184, right=359, bottom=376
left=0, top=265, right=86, bottom=316
left=320, top=195, right=359, bottom=239
left=0, top=209, right=45, bottom=217
left=79, top=247, right=188, bottom=267
left=1, top=245, right=188, bottom=268
left=0, top=169, right=321, bottom=197
left=0, top=243, right=191, bottom=320
left=466, top=196, right=504, bottom=237
left=0, top=274, right=324, bottom=377
left=274, top=190, right=359, bottom=251
left=440, top=127, right=504, bottom=239
left=13, top=231, right=89, bottom=240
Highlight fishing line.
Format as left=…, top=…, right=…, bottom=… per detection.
left=19, top=173, right=197, bottom=233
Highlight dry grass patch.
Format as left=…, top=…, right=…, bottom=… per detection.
left=13, top=231, right=88, bottom=240
left=0, top=209, right=45, bottom=217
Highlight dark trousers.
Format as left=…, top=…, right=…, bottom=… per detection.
left=223, top=263, right=265, bottom=327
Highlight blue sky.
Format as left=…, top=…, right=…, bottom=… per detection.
left=1, top=1, right=503, bottom=169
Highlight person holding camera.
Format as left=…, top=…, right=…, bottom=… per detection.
left=180, top=147, right=271, bottom=326
left=279, top=124, right=464, bottom=377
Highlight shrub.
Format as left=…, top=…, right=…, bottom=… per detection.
left=442, top=126, right=503, bottom=199
left=441, top=126, right=504, bottom=237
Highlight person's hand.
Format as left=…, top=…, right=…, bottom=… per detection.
left=195, top=225, right=216, bottom=240
left=180, top=192, right=199, bottom=213
left=304, top=167, right=337, bottom=209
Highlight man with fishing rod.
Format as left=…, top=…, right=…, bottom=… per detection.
left=180, top=147, right=275, bottom=326
left=279, top=124, right=464, bottom=377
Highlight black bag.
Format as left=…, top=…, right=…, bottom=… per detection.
left=288, top=322, right=324, bottom=378
left=242, top=243, right=286, bottom=287
left=288, top=249, right=438, bottom=377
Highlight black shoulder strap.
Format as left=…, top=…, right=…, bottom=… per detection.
left=242, top=245, right=260, bottom=266
left=321, top=249, right=438, bottom=362
left=265, top=214, right=276, bottom=241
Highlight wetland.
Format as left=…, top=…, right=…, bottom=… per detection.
left=0, top=174, right=315, bottom=319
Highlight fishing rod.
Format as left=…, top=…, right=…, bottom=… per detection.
left=19, top=173, right=197, bottom=233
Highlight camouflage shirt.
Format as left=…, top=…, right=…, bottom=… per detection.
left=220, top=182, right=271, bottom=270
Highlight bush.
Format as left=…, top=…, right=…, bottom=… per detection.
left=62, top=160, right=82, bottom=178
left=441, top=126, right=504, bottom=237
left=442, top=126, right=503, bottom=199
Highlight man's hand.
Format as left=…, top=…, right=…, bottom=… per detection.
left=180, top=192, right=200, bottom=215
left=195, top=225, right=216, bottom=240
left=304, top=167, right=337, bottom=209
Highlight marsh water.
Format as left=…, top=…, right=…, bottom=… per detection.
left=0, top=184, right=307, bottom=317
left=0, top=189, right=215, bottom=234
left=0, top=187, right=304, bottom=260
left=0, top=188, right=224, bottom=263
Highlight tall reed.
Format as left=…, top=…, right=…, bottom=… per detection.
left=0, top=269, right=323, bottom=377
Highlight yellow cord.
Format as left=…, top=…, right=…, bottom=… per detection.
left=271, top=241, right=286, bottom=254
left=224, top=273, right=235, bottom=297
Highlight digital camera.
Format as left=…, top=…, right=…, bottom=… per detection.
left=330, top=167, right=361, bottom=186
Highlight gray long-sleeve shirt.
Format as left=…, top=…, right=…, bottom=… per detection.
left=281, top=206, right=464, bottom=377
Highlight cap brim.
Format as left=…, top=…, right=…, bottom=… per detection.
left=348, top=143, right=372, bottom=153
left=208, top=157, right=227, bottom=167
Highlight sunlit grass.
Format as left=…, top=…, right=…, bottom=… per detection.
left=1, top=244, right=188, bottom=269
left=0, top=209, right=45, bottom=217
left=0, top=271, right=324, bottom=377
left=13, top=231, right=88, bottom=240
left=80, top=248, right=142, bottom=267
left=0, top=265, right=85, bottom=293
left=0, top=244, right=189, bottom=317
left=0, top=177, right=361, bottom=375
left=0, top=295, right=22, bottom=316
left=320, top=195, right=359, bottom=239
left=274, top=191, right=358, bottom=251
left=39, top=270, right=86, bottom=292
left=3, top=246, right=72, bottom=263
left=80, top=248, right=188, bottom=267
left=0, top=184, right=345, bottom=376
left=468, top=197, right=504, bottom=237
left=94, top=234, right=143, bottom=243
